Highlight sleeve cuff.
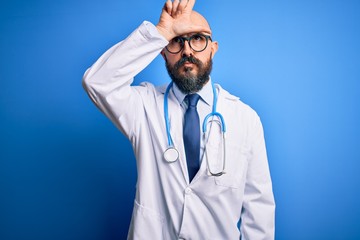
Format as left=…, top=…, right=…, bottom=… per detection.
left=139, top=21, right=169, bottom=45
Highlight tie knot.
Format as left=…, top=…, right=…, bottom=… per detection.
left=186, top=94, right=200, bottom=108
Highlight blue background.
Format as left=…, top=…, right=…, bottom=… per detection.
left=1, top=0, right=360, bottom=239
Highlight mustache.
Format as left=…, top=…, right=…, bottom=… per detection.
left=175, top=56, right=202, bottom=68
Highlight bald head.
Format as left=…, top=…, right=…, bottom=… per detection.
left=190, top=11, right=212, bottom=35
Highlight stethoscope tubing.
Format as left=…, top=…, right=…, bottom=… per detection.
left=164, top=81, right=226, bottom=140
left=163, top=81, right=227, bottom=175
left=164, top=82, right=174, bottom=147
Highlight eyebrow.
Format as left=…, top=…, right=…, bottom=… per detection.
left=175, top=32, right=212, bottom=38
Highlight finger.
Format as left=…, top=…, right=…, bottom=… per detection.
left=178, top=0, right=188, bottom=12
left=164, top=0, right=172, bottom=15
left=171, top=0, right=180, bottom=16
left=184, top=0, right=195, bottom=11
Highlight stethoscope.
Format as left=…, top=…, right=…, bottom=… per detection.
left=163, top=81, right=227, bottom=176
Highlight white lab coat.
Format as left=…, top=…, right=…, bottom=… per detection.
left=83, top=21, right=275, bottom=240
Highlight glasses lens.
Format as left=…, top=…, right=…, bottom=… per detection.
left=167, top=37, right=183, bottom=53
left=190, top=34, right=208, bottom=52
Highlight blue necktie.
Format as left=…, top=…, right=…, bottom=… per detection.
left=183, top=94, right=201, bottom=182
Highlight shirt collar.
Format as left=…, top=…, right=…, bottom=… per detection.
left=172, top=77, right=213, bottom=107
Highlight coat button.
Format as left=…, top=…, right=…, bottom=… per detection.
left=185, top=187, right=192, bottom=195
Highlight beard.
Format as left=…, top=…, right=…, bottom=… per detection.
left=165, top=55, right=213, bottom=94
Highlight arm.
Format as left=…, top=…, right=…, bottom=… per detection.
left=82, top=0, right=209, bottom=136
left=82, top=22, right=168, bottom=137
left=240, top=115, right=275, bottom=240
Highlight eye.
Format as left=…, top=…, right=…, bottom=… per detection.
left=192, top=34, right=204, bottom=42
left=171, top=37, right=183, bottom=44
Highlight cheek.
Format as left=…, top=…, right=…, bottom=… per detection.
left=165, top=54, right=180, bottom=65
left=197, top=50, right=212, bottom=62
left=197, top=56, right=211, bottom=67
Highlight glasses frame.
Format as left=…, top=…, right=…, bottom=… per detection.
left=165, top=33, right=213, bottom=54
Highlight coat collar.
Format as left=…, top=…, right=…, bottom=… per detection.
left=157, top=79, right=239, bottom=103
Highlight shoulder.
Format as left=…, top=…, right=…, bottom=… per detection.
left=130, top=81, right=168, bottom=102
left=132, top=81, right=165, bottom=94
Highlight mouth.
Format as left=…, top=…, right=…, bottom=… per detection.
left=183, top=61, right=194, bottom=67
left=174, top=57, right=200, bottom=74
left=178, top=56, right=198, bottom=67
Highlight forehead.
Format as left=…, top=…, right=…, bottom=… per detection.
left=170, top=11, right=211, bottom=39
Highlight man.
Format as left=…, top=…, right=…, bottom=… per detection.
left=83, top=0, right=275, bottom=239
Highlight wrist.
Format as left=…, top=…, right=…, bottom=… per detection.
left=155, top=25, right=174, bottom=41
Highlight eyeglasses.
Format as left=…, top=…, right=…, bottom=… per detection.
left=166, top=33, right=212, bottom=54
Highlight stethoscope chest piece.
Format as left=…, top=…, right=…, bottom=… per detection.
left=164, top=147, right=179, bottom=163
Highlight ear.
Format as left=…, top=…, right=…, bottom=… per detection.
left=210, top=41, right=219, bottom=59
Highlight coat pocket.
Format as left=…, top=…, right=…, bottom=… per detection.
left=129, top=200, right=165, bottom=239
left=214, top=142, right=248, bottom=189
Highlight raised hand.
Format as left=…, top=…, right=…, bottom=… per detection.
left=156, top=0, right=211, bottom=41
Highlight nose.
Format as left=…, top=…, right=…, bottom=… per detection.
left=181, top=40, right=193, bottom=57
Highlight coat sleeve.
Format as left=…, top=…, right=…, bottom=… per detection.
left=240, top=113, right=275, bottom=240
left=82, top=21, right=168, bottom=138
